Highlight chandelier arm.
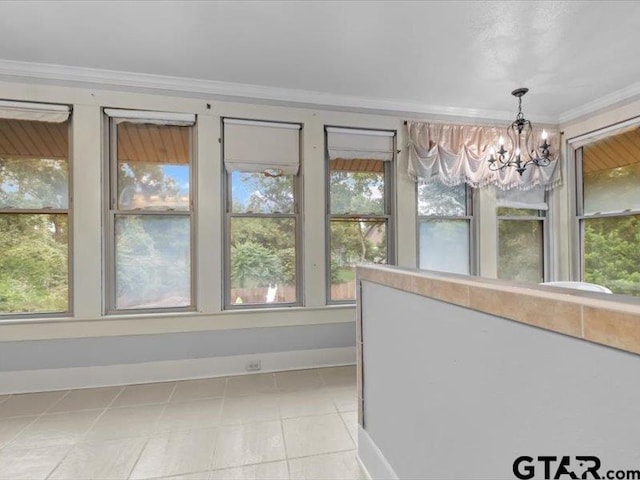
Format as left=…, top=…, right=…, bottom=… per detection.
left=506, top=122, right=519, bottom=165
left=522, top=119, right=535, bottom=162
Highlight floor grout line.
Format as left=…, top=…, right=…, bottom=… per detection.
left=125, top=436, right=152, bottom=480
left=43, top=389, right=72, bottom=414
left=277, top=398, right=291, bottom=479
left=1, top=390, right=74, bottom=452
left=208, top=383, right=226, bottom=472
left=42, top=388, right=126, bottom=480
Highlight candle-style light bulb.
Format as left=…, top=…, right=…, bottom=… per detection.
left=489, top=146, right=496, bottom=155
left=499, top=136, right=505, bottom=146
left=515, top=148, right=521, bottom=156
left=541, top=130, right=548, bottom=140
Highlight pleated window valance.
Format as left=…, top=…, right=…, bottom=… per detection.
left=224, top=118, right=301, bottom=175
left=0, top=100, right=70, bottom=123
left=327, top=127, right=395, bottom=161
left=407, top=121, right=561, bottom=191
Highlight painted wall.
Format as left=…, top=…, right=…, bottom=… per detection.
left=0, top=322, right=355, bottom=371
left=360, top=281, right=640, bottom=479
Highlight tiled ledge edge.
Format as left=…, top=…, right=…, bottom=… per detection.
left=357, top=265, right=640, bottom=357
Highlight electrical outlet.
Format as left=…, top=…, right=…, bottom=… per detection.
left=246, top=360, right=261, bottom=371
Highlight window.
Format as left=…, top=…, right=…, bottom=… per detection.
left=577, top=125, right=640, bottom=296
left=417, top=182, right=472, bottom=274
left=0, top=101, right=71, bottom=315
left=326, top=127, right=395, bottom=302
left=105, top=110, right=195, bottom=312
left=496, top=188, right=546, bottom=284
left=223, top=119, right=301, bottom=307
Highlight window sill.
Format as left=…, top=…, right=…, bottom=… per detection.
left=0, top=304, right=357, bottom=341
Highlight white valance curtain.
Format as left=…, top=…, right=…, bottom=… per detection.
left=407, top=121, right=561, bottom=191
left=0, top=100, right=71, bottom=123
left=224, top=118, right=301, bottom=174
left=327, top=127, right=395, bottom=161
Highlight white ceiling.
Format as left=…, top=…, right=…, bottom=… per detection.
left=0, top=1, right=639, bottom=122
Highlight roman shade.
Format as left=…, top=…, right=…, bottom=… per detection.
left=104, top=108, right=196, bottom=126
left=407, top=121, right=561, bottom=191
left=0, top=100, right=70, bottom=123
left=223, top=118, right=301, bottom=175
left=326, top=127, right=395, bottom=161
left=496, top=187, right=547, bottom=211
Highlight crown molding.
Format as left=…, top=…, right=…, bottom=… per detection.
left=0, top=59, right=558, bottom=123
left=558, top=81, right=640, bottom=125
left=2, top=59, right=637, bottom=125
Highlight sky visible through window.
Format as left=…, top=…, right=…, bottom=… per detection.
left=159, top=165, right=190, bottom=197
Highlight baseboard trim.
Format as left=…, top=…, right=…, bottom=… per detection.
left=358, top=425, right=399, bottom=480
left=0, top=346, right=356, bottom=394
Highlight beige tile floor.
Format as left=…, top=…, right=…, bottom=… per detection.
left=0, top=366, right=367, bottom=480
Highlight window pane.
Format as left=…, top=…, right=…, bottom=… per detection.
left=583, top=127, right=640, bottom=215
left=329, top=159, right=385, bottom=215
left=0, top=119, right=69, bottom=209
left=418, top=219, right=469, bottom=274
left=230, top=217, right=297, bottom=305
left=115, top=215, right=191, bottom=309
left=583, top=162, right=640, bottom=215
left=117, top=123, right=190, bottom=210
left=330, top=219, right=386, bottom=301
left=498, top=220, right=543, bottom=284
left=418, top=182, right=466, bottom=216
left=230, top=172, right=294, bottom=214
left=0, top=214, right=68, bottom=313
left=583, top=215, right=640, bottom=296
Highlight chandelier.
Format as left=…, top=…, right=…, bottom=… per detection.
left=488, top=88, right=552, bottom=176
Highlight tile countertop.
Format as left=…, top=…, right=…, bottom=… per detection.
left=356, top=265, right=640, bottom=357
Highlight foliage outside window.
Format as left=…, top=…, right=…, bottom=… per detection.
left=107, top=119, right=193, bottom=312
left=417, top=182, right=471, bottom=275
left=579, top=127, right=640, bottom=296
left=227, top=172, right=299, bottom=306
left=0, top=118, right=70, bottom=314
left=328, top=157, right=392, bottom=302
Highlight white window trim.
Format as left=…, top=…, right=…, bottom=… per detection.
left=104, top=113, right=196, bottom=314
left=222, top=118, right=303, bottom=309
left=325, top=126, right=396, bottom=304
left=496, top=201, right=549, bottom=283
left=416, top=184, right=475, bottom=275
left=0, top=113, right=73, bottom=318
left=569, top=116, right=640, bottom=284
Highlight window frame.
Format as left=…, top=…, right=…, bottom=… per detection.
left=496, top=200, right=549, bottom=284
left=415, top=183, right=475, bottom=275
left=575, top=137, right=640, bottom=288
left=104, top=113, right=197, bottom=315
left=324, top=125, right=396, bottom=305
left=0, top=111, right=74, bottom=319
left=222, top=118, right=303, bottom=310
left=570, top=116, right=640, bottom=283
